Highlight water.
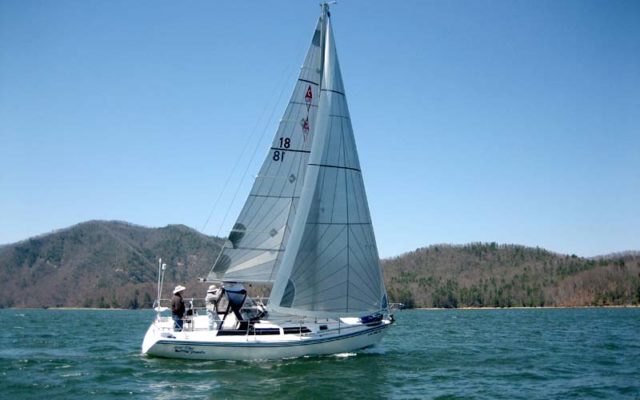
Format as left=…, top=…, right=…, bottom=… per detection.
left=1, top=308, right=638, bottom=399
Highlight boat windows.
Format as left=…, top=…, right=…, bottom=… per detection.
left=253, top=328, right=281, bottom=335
left=283, top=327, right=311, bottom=334
left=217, top=327, right=281, bottom=336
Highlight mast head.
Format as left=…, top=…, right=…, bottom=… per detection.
left=321, top=2, right=336, bottom=17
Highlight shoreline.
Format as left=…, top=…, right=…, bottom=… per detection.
left=4, top=307, right=144, bottom=311
left=3, top=304, right=639, bottom=311
left=411, top=304, right=640, bottom=311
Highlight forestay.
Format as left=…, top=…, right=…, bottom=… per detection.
left=207, top=16, right=325, bottom=283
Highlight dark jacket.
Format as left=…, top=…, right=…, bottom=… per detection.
left=171, top=293, right=185, bottom=317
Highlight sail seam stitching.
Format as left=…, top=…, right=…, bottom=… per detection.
left=289, top=101, right=319, bottom=108
left=306, top=222, right=371, bottom=225
left=249, top=194, right=301, bottom=199
left=233, top=247, right=285, bottom=252
left=321, top=88, right=345, bottom=96
left=308, top=163, right=360, bottom=172
left=298, top=78, right=319, bottom=86
left=269, top=147, right=311, bottom=154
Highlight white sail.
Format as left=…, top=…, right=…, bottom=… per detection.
left=207, top=16, right=326, bottom=283
left=269, top=11, right=388, bottom=317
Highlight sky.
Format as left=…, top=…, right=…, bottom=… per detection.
left=1, top=0, right=638, bottom=258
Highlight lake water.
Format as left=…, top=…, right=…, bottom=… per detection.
left=0, top=308, right=638, bottom=399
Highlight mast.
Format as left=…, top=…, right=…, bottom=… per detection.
left=269, top=4, right=387, bottom=318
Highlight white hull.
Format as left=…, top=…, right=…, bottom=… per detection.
left=142, top=314, right=392, bottom=361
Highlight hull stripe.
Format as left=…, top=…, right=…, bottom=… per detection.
left=154, top=323, right=389, bottom=349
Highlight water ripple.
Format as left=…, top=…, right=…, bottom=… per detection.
left=0, top=308, right=638, bottom=399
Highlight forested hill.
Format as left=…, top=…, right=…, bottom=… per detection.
left=0, top=221, right=638, bottom=308
left=383, top=244, right=640, bottom=308
left=0, top=221, right=223, bottom=308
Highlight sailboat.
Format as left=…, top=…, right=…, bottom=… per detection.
left=142, top=3, right=394, bottom=361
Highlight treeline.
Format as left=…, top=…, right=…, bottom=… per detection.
left=384, top=243, right=640, bottom=308
left=1, top=222, right=638, bottom=309
left=0, top=221, right=223, bottom=309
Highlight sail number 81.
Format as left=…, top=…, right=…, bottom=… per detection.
left=273, top=150, right=285, bottom=162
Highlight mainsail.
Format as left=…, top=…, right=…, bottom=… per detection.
left=207, top=15, right=326, bottom=282
left=269, top=7, right=388, bottom=317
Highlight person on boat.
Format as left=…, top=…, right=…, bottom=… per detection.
left=171, top=285, right=186, bottom=332
left=205, top=284, right=223, bottom=330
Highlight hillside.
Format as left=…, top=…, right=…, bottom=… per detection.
left=383, top=244, right=640, bottom=308
left=1, top=222, right=638, bottom=308
left=0, top=221, right=223, bottom=308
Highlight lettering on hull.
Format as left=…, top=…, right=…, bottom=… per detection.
left=174, top=345, right=205, bottom=355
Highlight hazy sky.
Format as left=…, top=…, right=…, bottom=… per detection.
left=1, top=0, right=638, bottom=258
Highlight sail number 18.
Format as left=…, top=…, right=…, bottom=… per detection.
left=273, top=137, right=290, bottom=162
left=278, top=137, right=291, bottom=148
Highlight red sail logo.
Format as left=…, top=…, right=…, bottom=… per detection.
left=305, top=86, right=313, bottom=103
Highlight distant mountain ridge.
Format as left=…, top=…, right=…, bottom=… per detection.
left=383, top=243, right=640, bottom=308
left=0, top=221, right=223, bottom=308
left=0, top=221, right=638, bottom=308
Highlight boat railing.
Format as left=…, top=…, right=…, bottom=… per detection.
left=152, top=297, right=390, bottom=335
left=152, top=297, right=263, bottom=332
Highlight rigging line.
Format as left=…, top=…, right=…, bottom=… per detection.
left=206, top=72, right=299, bottom=280
left=210, top=22, right=315, bottom=241
left=207, top=20, right=319, bottom=279
left=235, top=65, right=319, bottom=241
left=200, top=83, right=282, bottom=236
left=232, top=144, right=294, bottom=243
left=202, top=18, right=313, bottom=237
left=214, top=63, right=298, bottom=239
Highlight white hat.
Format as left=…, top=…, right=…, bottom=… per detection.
left=173, top=285, right=186, bottom=294
left=207, top=284, right=218, bottom=293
